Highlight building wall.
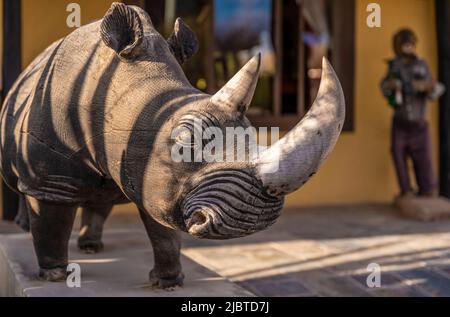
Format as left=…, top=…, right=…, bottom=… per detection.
left=21, top=0, right=116, bottom=66
left=285, top=0, right=439, bottom=207
left=17, top=0, right=439, bottom=212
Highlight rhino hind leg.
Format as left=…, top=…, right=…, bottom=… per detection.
left=14, top=194, right=30, bottom=232
left=77, top=204, right=113, bottom=254
left=25, top=195, right=77, bottom=282
left=139, top=209, right=184, bottom=290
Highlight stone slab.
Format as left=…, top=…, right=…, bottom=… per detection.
left=395, top=196, right=450, bottom=221
left=0, top=221, right=22, bottom=234
left=0, top=228, right=253, bottom=297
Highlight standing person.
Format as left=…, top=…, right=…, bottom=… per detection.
left=381, top=28, right=445, bottom=198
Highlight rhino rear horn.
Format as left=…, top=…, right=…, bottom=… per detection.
left=101, top=2, right=144, bottom=59
left=211, top=54, right=261, bottom=116
left=167, top=18, right=199, bottom=65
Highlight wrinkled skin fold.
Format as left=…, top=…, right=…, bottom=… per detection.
left=0, top=3, right=345, bottom=288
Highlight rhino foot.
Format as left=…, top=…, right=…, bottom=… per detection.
left=77, top=238, right=104, bottom=254
left=39, top=267, right=67, bottom=282
left=149, top=270, right=184, bottom=290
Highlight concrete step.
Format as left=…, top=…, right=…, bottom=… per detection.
left=0, top=227, right=253, bottom=297
left=0, top=221, right=23, bottom=234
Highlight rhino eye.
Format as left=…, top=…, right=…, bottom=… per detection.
left=175, top=128, right=194, bottom=147
left=175, top=112, right=212, bottom=150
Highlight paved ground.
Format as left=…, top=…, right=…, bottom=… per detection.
left=0, top=221, right=22, bottom=235
left=182, top=204, right=450, bottom=297
left=2, top=204, right=450, bottom=296
left=0, top=223, right=252, bottom=297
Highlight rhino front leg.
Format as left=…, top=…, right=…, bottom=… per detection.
left=78, top=204, right=113, bottom=254
left=139, top=209, right=184, bottom=289
left=25, top=195, right=77, bottom=281
left=14, top=194, right=30, bottom=231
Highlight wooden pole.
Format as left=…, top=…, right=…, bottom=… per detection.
left=436, top=0, right=450, bottom=197
left=1, top=0, right=21, bottom=220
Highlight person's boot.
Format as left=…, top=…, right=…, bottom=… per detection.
left=418, top=190, right=437, bottom=198
left=397, top=190, right=415, bottom=200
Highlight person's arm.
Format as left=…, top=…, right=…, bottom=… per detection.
left=380, top=61, right=400, bottom=97
left=413, top=61, right=445, bottom=100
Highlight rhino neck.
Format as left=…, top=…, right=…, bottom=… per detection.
left=51, top=20, right=205, bottom=207
left=98, top=63, right=206, bottom=206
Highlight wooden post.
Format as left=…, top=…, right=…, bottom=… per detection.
left=1, top=0, right=21, bottom=220
left=436, top=0, right=450, bottom=197
left=273, top=0, right=282, bottom=118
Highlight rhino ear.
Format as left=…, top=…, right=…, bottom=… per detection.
left=167, top=18, right=199, bottom=65
left=100, top=3, right=144, bottom=59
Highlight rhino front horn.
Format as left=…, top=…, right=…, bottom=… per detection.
left=255, top=58, right=345, bottom=197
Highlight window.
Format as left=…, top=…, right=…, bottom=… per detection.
left=125, top=0, right=355, bottom=131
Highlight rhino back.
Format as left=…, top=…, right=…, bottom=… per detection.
left=0, top=18, right=197, bottom=204
left=0, top=21, right=124, bottom=203
left=0, top=38, right=64, bottom=190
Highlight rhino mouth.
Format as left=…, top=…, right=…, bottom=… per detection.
left=181, top=169, right=284, bottom=239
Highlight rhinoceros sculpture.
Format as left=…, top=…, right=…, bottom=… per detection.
left=0, top=3, right=345, bottom=288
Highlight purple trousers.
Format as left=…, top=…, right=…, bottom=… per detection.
left=391, top=118, right=436, bottom=195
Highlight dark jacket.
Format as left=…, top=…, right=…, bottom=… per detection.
left=380, top=56, right=436, bottom=123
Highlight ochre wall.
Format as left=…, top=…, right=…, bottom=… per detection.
left=21, top=0, right=116, bottom=67
left=17, top=0, right=439, bottom=211
left=285, top=0, right=439, bottom=207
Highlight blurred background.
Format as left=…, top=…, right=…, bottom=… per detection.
left=0, top=0, right=449, bottom=219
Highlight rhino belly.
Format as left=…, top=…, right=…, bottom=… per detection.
left=0, top=39, right=64, bottom=191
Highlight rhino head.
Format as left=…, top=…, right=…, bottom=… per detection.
left=176, top=56, right=345, bottom=239
left=100, top=3, right=345, bottom=239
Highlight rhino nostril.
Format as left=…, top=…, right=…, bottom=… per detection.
left=186, top=210, right=209, bottom=234
left=191, top=211, right=207, bottom=225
